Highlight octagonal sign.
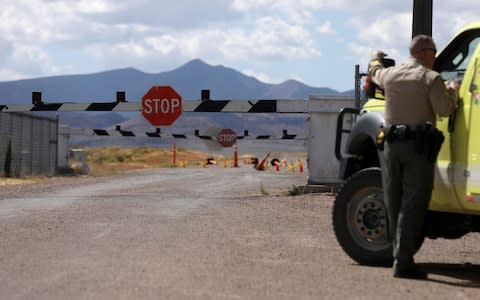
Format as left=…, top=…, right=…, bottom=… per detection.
left=141, top=86, right=182, bottom=126
left=217, top=128, right=237, bottom=147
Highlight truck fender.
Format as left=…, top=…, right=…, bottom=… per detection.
left=340, top=111, right=387, bottom=179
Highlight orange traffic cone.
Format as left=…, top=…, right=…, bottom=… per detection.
left=275, top=161, right=280, bottom=172
left=255, top=152, right=270, bottom=171
left=298, top=160, right=304, bottom=173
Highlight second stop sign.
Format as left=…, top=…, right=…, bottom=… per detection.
left=217, top=128, right=237, bottom=147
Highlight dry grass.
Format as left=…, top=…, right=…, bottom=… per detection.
left=84, top=147, right=225, bottom=176
left=0, top=147, right=223, bottom=185
left=0, top=177, right=41, bottom=186
left=1, top=147, right=260, bottom=185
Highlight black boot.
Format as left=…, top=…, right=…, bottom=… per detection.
left=393, top=264, right=428, bottom=280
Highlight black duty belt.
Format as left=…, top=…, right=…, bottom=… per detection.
left=386, top=124, right=417, bottom=142
left=385, top=122, right=445, bottom=162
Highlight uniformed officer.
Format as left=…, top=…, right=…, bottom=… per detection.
left=369, top=35, right=458, bottom=279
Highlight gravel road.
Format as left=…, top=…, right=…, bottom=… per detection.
left=1, top=167, right=480, bottom=299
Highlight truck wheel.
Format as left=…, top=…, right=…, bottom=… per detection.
left=332, top=167, right=393, bottom=266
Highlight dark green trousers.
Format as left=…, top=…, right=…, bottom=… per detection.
left=384, top=139, right=434, bottom=268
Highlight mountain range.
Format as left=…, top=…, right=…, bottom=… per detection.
left=0, top=59, right=354, bottom=149
left=0, top=59, right=352, bottom=102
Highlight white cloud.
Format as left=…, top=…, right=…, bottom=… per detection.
left=0, top=0, right=77, bottom=42
left=231, top=0, right=273, bottom=12
left=0, top=0, right=478, bottom=90
left=248, top=17, right=320, bottom=59
left=74, top=0, right=120, bottom=14
left=316, top=21, right=335, bottom=35
left=349, top=13, right=411, bottom=47
left=4, top=45, right=57, bottom=78
left=231, top=0, right=347, bottom=25
left=85, top=14, right=320, bottom=73
left=343, top=2, right=479, bottom=69
left=145, top=35, right=178, bottom=56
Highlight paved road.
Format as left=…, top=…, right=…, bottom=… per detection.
left=1, top=167, right=480, bottom=299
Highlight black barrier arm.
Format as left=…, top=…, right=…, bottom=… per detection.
left=335, top=107, right=361, bottom=161
left=282, top=129, right=296, bottom=139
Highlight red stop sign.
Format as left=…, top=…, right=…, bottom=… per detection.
left=217, top=128, right=237, bottom=147
left=141, top=86, right=182, bottom=126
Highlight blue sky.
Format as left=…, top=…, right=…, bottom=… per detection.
left=0, top=0, right=478, bottom=92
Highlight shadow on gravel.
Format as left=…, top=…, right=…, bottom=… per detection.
left=419, top=263, right=480, bottom=287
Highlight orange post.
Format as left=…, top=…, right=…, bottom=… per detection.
left=233, top=142, right=239, bottom=167
left=172, top=141, right=177, bottom=166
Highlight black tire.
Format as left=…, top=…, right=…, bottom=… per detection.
left=332, top=167, right=393, bottom=266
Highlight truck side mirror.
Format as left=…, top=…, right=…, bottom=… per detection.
left=381, top=58, right=395, bottom=68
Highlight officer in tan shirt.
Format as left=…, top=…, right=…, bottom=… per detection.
left=369, top=35, right=458, bottom=279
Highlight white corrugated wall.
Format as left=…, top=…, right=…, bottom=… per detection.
left=0, top=112, right=58, bottom=177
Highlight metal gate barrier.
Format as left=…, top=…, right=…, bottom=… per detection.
left=1, top=90, right=354, bottom=184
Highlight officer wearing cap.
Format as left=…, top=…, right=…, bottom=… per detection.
left=369, top=35, right=458, bottom=279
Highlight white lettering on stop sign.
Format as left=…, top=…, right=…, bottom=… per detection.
left=144, top=98, right=181, bottom=114
left=141, top=86, right=182, bottom=126
left=217, top=129, right=237, bottom=147
left=219, top=134, right=235, bottom=142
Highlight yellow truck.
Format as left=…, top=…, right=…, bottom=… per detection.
left=333, top=21, right=480, bottom=266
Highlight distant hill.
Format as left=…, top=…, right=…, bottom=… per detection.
left=0, top=59, right=354, bottom=149
left=0, top=59, right=352, bottom=102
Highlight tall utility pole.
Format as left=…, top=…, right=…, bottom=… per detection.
left=412, top=0, right=433, bottom=37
